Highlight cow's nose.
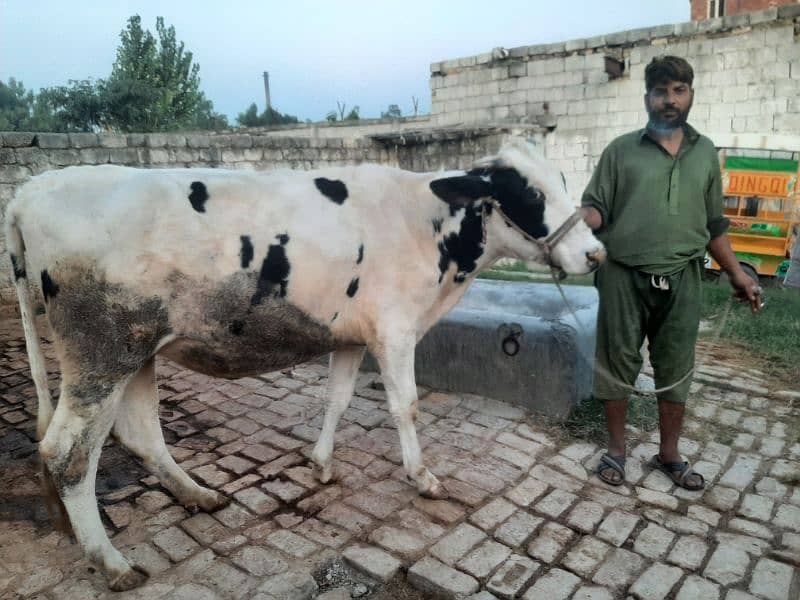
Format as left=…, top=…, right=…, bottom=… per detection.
left=586, top=247, right=607, bottom=270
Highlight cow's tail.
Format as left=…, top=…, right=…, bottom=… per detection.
left=5, top=214, right=54, bottom=441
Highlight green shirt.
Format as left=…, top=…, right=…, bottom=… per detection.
left=582, top=124, right=728, bottom=276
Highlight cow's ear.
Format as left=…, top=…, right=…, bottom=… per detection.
left=429, top=176, right=492, bottom=209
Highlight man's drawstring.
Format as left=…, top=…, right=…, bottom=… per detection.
left=651, top=275, right=670, bottom=291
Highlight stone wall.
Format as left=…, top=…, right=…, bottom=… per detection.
left=429, top=6, right=800, bottom=197
left=0, top=129, right=511, bottom=303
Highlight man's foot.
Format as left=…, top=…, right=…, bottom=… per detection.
left=650, top=454, right=705, bottom=490
left=597, top=453, right=626, bottom=486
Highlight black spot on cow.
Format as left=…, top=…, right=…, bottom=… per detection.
left=356, top=244, right=364, bottom=264
left=331, top=312, right=338, bottom=322
left=239, top=236, right=254, bottom=268
left=315, top=178, right=348, bottom=205
left=10, top=254, right=25, bottom=281
left=189, top=181, right=209, bottom=213
left=276, top=233, right=290, bottom=245
left=41, top=270, right=59, bottom=302
left=431, top=217, right=443, bottom=235
left=437, top=204, right=484, bottom=284
left=346, top=278, right=359, bottom=298
left=251, top=244, right=290, bottom=305
left=229, top=320, right=245, bottom=336
left=471, top=167, right=548, bottom=239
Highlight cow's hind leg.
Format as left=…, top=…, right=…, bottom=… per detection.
left=373, top=334, right=446, bottom=499
left=311, top=346, right=366, bottom=483
left=39, top=376, right=147, bottom=591
left=113, top=358, right=229, bottom=512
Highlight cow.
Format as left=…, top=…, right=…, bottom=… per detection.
left=5, top=137, right=605, bottom=590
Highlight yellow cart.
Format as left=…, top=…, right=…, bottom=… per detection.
left=705, top=139, right=800, bottom=283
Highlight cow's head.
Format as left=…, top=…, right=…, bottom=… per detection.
left=430, top=138, right=605, bottom=275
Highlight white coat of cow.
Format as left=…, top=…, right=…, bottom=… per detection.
left=5, top=137, right=605, bottom=589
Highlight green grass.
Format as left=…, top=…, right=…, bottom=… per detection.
left=563, top=394, right=659, bottom=443
left=701, top=281, right=800, bottom=377
left=477, top=270, right=543, bottom=283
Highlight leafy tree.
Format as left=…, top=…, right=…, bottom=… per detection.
left=103, top=15, right=205, bottom=131
left=0, top=78, right=34, bottom=130
left=190, top=93, right=229, bottom=130
left=344, top=106, right=360, bottom=121
left=325, top=111, right=338, bottom=122
left=37, top=79, right=106, bottom=132
left=380, top=104, right=402, bottom=119
left=236, top=102, right=298, bottom=127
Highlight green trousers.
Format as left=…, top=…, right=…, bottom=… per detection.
left=593, top=259, right=702, bottom=404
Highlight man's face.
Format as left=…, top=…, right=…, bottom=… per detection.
left=644, top=79, right=694, bottom=131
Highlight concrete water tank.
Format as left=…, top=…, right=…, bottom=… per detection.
left=366, top=279, right=599, bottom=420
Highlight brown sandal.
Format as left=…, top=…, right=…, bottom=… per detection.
left=650, top=455, right=705, bottom=490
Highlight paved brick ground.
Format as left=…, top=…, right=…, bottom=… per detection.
left=0, top=315, right=798, bottom=599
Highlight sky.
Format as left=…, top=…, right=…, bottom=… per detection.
left=1, top=1, right=689, bottom=124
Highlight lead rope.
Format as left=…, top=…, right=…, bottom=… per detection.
left=550, top=267, right=736, bottom=395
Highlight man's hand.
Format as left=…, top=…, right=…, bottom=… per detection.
left=707, top=234, right=763, bottom=314
left=580, top=206, right=603, bottom=231
left=729, top=271, right=763, bottom=313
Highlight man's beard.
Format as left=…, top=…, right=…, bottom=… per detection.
left=646, top=105, right=690, bottom=136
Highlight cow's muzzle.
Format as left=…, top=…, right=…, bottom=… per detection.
left=586, top=247, right=607, bottom=272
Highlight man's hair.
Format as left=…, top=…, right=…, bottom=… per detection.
left=645, top=56, right=694, bottom=92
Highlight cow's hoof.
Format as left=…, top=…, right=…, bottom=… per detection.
left=198, top=490, right=230, bottom=512
left=184, top=489, right=230, bottom=513
left=312, top=463, right=334, bottom=484
left=419, top=481, right=449, bottom=500
left=108, top=565, right=148, bottom=591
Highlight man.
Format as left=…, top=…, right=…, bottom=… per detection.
left=580, top=56, right=761, bottom=490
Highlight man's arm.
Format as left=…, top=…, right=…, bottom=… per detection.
left=707, top=234, right=763, bottom=313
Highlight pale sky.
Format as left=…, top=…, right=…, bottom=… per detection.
left=1, top=1, right=689, bottom=123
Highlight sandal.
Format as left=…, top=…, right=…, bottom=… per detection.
left=597, top=453, right=626, bottom=486
left=650, top=455, right=705, bottom=490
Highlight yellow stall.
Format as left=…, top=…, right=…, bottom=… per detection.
left=705, top=135, right=800, bottom=283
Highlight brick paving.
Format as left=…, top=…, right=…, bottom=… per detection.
left=0, top=315, right=798, bottom=599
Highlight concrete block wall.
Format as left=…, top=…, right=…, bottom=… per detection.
left=429, top=7, right=800, bottom=199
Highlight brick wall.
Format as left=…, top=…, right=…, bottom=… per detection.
left=691, top=0, right=798, bottom=21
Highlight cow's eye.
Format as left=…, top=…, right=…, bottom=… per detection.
left=529, top=188, right=544, bottom=204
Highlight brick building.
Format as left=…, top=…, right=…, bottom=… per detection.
left=691, top=0, right=798, bottom=20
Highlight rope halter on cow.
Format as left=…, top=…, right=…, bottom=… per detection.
left=481, top=199, right=586, bottom=280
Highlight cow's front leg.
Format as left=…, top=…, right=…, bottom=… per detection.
left=373, top=334, right=446, bottom=499
left=311, top=346, right=366, bottom=483
left=114, top=359, right=229, bottom=512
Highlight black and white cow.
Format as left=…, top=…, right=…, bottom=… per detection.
left=5, top=137, right=604, bottom=589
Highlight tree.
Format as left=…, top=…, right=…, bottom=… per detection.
left=0, top=78, right=34, bottom=131
left=190, top=93, right=229, bottom=130
left=236, top=102, right=298, bottom=127
left=380, top=104, right=402, bottom=119
left=344, top=106, right=360, bottom=121
left=102, top=15, right=206, bottom=131
left=37, top=79, right=106, bottom=132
